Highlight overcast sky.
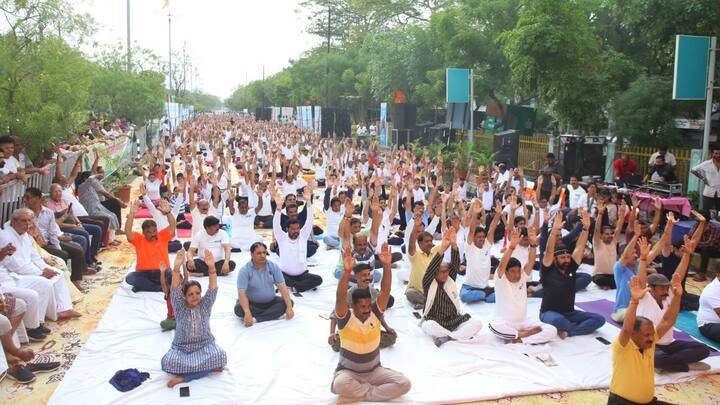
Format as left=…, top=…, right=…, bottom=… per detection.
left=75, top=0, right=319, bottom=99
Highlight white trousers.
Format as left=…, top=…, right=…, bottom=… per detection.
left=488, top=318, right=557, bottom=344
left=16, top=272, right=72, bottom=321
left=422, top=318, right=483, bottom=341
left=0, top=281, right=42, bottom=328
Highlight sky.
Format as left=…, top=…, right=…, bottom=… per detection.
left=74, top=0, right=320, bottom=99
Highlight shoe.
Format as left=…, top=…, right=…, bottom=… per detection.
left=7, top=365, right=35, bottom=384
left=160, top=317, right=176, bottom=331
left=26, top=361, right=61, bottom=373
left=688, top=362, right=711, bottom=371
left=26, top=328, right=47, bottom=342
left=37, top=324, right=51, bottom=334
left=433, top=337, right=452, bottom=348
left=131, top=286, right=140, bottom=293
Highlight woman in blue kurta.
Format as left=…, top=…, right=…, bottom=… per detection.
left=162, top=250, right=227, bottom=388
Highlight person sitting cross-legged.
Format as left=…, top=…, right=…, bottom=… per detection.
left=186, top=216, right=236, bottom=277
left=608, top=275, right=683, bottom=405
left=460, top=199, right=501, bottom=303
left=698, top=270, right=720, bottom=343
left=421, top=226, right=483, bottom=347
left=234, top=242, right=294, bottom=326
left=489, top=228, right=557, bottom=344
left=161, top=250, right=227, bottom=388
left=539, top=209, right=605, bottom=338
left=328, top=244, right=397, bottom=352
left=331, top=243, right=411, bottom=402
left=271, top=184, right=322, bottom=292
left=636, top=236, right=711, bottom=373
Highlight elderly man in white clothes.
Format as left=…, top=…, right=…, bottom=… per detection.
left=489, top=229, right=557, bottom=344
left=0, top=243, right=49, bottom=341
left=271, top=184, right=323, bottom=293
left=0, top=209, right=80, bottom=321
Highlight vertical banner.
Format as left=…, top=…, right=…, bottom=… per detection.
left=304, top=106, right=311, bottom=129
left=295, top=106, right=301, bottom=127
left=380, top=102, right=388, bottom=146
left=673, top=35, right=711, bottom=100
left=314, top=106, right=322, bottom=135
left=446, top=68, right=471, bottom=103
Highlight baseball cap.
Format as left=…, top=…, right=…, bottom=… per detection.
left=648, top=273, right=671, bottom=286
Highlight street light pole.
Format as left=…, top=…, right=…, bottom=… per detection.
left=468, top=69, right=474, bottom=149
left=126, top=0, right=131, bottom=71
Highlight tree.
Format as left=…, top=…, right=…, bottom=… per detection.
left=612, top=75, right=680, bottom=146
left=176, top=90, right=222, bottom=113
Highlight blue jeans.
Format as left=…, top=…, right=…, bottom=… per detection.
left=126, top=270, right=164, bottom=292
left=539, top=309, right=605, bottom=336
left=460, top=284, right=495, bottom=303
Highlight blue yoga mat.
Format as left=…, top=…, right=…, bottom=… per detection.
left=676, top=311, right=720, bottom=351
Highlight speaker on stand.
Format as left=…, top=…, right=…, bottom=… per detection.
left=492, top=130, right=520, bottom=168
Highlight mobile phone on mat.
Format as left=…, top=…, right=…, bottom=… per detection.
left=596, top=336, right=611, bottom=345
left=180, top=386, right=190, bottom=397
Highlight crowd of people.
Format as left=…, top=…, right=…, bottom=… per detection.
left=2, top=113, right=719, bottom=404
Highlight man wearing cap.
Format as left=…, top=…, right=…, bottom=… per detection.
left=538, top=209, right=605, bottom=338
left=637, top=266, right=711, bottom=372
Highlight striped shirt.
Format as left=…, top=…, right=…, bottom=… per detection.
left=336, top=304, right=383, bottom=373
left=423, top=248, right=470, bottom=331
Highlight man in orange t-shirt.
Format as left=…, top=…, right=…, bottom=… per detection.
left=124, top=200, right=176, bottom=292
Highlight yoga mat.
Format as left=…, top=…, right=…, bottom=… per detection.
left=676, top=311, right=720, bottom=352
left=175, top=228, right=192, bottom=238
left=133, top=207, right=153, bottom=219
left=576, top=299, right=719, bottom=356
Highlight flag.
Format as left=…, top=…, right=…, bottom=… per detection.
left=162, top=0, right=169, bottom=9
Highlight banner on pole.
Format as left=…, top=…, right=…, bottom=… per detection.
left=380, top=103, right=388, bottom=145
left=446, top=68, right=470, bottom=103
left=673, top=35, right=711, bottom=100
left=314, top=106, right=322, bottom=134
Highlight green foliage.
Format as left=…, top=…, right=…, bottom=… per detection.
left=87, top=68, right=165, bottom=125
left=175, top=90, right=222, bottom=113
left=612, top=75, right=680, bottom=146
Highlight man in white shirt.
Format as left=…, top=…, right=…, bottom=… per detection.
left=0, top=243, right=48, bottom=341
left=566, top=176, right=587, bottom=210
left=460, top=200, right=501, bottom=303
left=648, top=146, right=677, bottom=168
left=489, top=229, right=556, bottom=344
left=0, top=208, right=80, bottom=320
left=637, top=273, right=710, bottom=372
left=186, top=216, right=235, bottom=276
left=0, top=136, right=20, bottom=182
left=272, top=186, right=322, bottom=292
left=691, top=147, right=720, bottom=212
left=228, top=190, right=264, bottom=252
left=698, top=272, right=720, bottom=343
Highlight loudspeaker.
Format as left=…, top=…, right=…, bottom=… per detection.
left=560, top=136, right=607, bottom=179
left=504, top=105, right=536, bottom=135
left=255, top=107, right=271, bottom=121
left=493, top=130, right=520, bottom=168
left=392, top=103, right=416, bottom=130
left=320, top=108, right=352, bottom=137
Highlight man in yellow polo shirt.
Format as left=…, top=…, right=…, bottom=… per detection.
left=406, top=211, right=441, bottom=308
left=609, top=267, right=684, bottom=405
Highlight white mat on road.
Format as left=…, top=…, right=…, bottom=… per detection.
left=49, top=245, right=720, bottom=404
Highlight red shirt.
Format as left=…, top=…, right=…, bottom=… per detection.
left=614, top=158, right=637, bottom=177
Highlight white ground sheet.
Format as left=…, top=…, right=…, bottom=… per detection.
left=50, top=243, right=720, bottom=404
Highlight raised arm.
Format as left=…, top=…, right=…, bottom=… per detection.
left=408, top=211, right=422, bottom=257
left=487, top=200, right=503, bottom=245
left=543, top=215, right=565, bottom=267
left=620, top=276, right=651, bottom=346
left=649, top=197, right=662, bottom=235
left=369, top=197, right=382, bottom=247
left=335, top=249, right=355, bottom=318
left=621, top=222, right=642, bottom=264
left=375, top=243, right=393, bottom=312
left=656, top=271, right=684, bottom=339
left=125, top=200, right=139, bottom=243
left=497, top=228, right=521, bottom=280
left=649, top=212, right=676, bottom=262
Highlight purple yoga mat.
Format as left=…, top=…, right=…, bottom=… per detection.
left=575, top=299, right=719, bottom=356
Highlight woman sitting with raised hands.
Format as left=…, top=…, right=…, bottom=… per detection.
left=161, top=249, right=227, bottom=388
